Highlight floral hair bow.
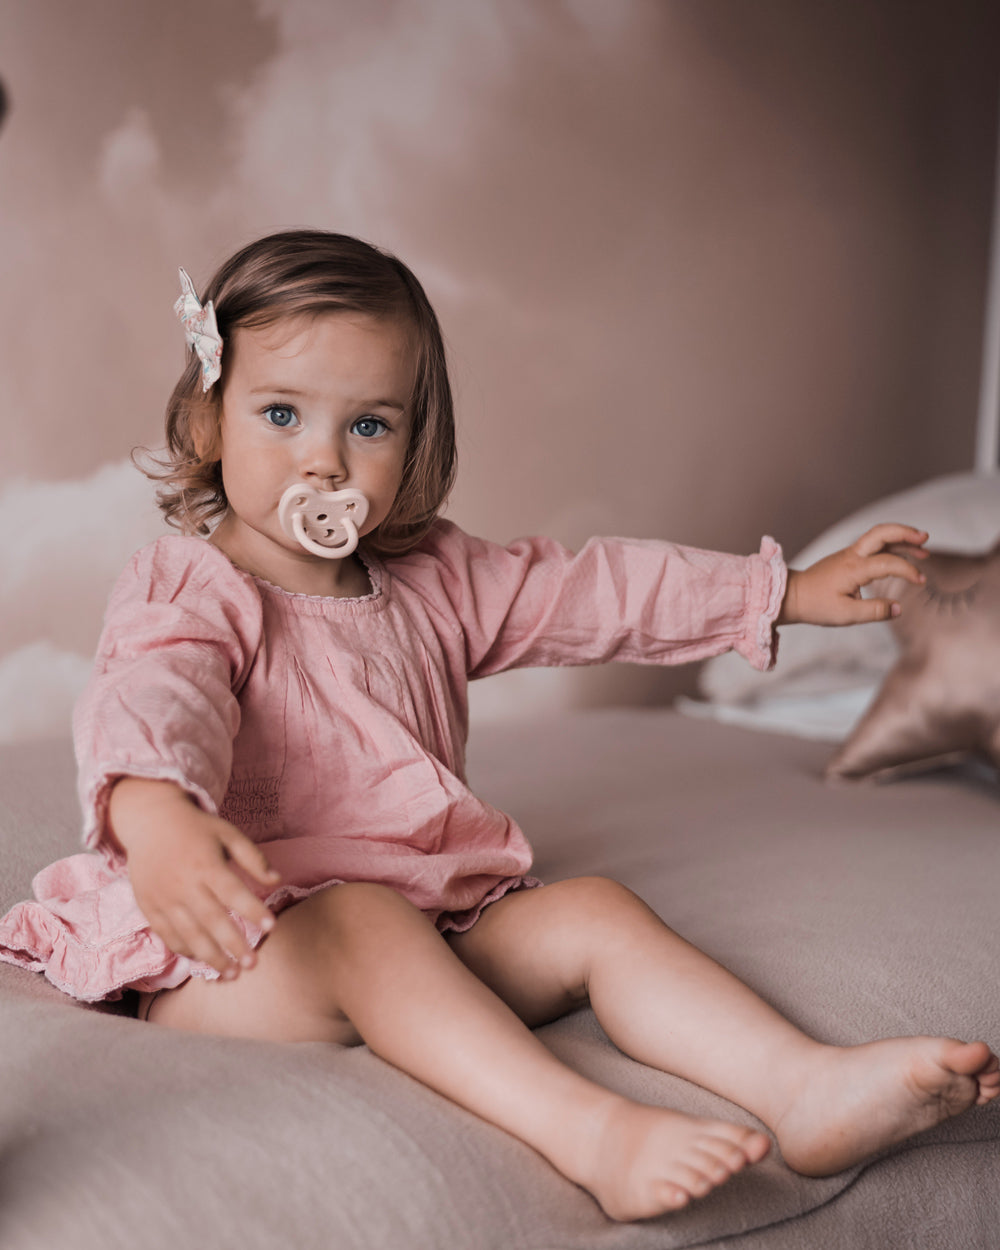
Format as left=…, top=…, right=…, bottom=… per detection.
left=174, top=267, right=223, bottom=392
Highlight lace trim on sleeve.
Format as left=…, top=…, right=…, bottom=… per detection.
left=754, top=536, right=787, bottom=670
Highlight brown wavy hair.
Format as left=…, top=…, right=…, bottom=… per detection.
left=147, top=230, right=456, bottom=557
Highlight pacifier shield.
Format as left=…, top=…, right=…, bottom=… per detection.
left=278, top=485, right=369, bottom=559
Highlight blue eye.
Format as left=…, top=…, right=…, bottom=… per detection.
left=352, top=416, right=387, bottom=439
left=264, top=406, right=297, bottom=428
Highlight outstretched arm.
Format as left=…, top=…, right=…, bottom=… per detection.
left=778, top=523, right=928, bottom=627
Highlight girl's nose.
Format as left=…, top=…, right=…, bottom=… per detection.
left=300, top=433, right=346, bottom=486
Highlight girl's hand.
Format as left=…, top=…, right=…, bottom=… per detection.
left=108, top=777, right=281, bottom=980
left=778, top=523, right=929, bottom=627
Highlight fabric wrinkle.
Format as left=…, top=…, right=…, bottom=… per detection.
left=0, top=522, right=786, bottom=1002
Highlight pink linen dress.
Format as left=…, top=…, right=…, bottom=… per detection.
left=0, top=520, right=786, bottom=1001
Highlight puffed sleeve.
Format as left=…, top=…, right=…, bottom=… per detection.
left=393, top=521, right=787, bottom=679
left=73, top=537, right=264, bottom=856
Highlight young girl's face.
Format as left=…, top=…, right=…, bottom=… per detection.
left=211, top=311, right=415, bottom=591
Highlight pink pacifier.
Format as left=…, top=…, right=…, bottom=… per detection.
left=278, top=485, right=369, bottom=559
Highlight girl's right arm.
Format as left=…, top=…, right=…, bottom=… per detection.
left=78, top=540, right=279, bottom=977
left=108, top=777, right=279, bottom=978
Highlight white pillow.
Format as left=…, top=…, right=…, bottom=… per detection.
left=698, top=471, right=1000, bottom=710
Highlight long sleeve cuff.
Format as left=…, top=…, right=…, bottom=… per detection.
left=736, top=535, right=787, bottom=672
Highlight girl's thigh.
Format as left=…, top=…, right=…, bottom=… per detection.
left=447, top=875, right=644, bottom=1028
left=142, top=883, right=399, bottom=1044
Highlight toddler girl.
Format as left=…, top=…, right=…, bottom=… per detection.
left=1, top=230, right=996, bottom=1223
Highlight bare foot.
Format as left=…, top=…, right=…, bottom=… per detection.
left=773, top=1037, right=1000, bottom=1177
left=573, top=1100, right=770, bottom=1222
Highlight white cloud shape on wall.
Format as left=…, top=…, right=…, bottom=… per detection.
left=0, top=642, right=93, bottom=744
left=230, top=0, right=511, bottom=242
left=0, top=458, right=166, bottom=664
left=98, top=107, right=161, bottom=200
left=0, top=459, right=167, bottom=741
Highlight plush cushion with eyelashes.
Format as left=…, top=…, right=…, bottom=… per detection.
left=698, top=472, right=1000, bottom=722
left=825, top=544, right=1000, bottom=780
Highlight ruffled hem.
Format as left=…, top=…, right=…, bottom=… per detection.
left=434, top=874, right=543, bottom=933
left=0, top=853, right=543, bottom=1003
left=0, top=898, right=196, bottom=1002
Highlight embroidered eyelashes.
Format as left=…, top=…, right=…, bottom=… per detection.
left=174, top=268, right=223, bottom=392
left=921, top=580, right=981, bottom=614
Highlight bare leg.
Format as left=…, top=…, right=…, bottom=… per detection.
left=449, top=878, right=1000, bottom=1177
left=145, top=882, right=768, bottom=1221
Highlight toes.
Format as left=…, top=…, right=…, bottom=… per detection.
left=976, top=1063, right=1000, bottom=1105
left=663, top=1164, right=716, bottom=1200
left=688, top=1147, right=736, bottom=1185
left=938, top=1041, right=1000, bottom=1105
left=944, top=1039, right=995, bottom=1077
left=702, top=1125, right=771, bottom=1168
left=656, top=1183, right=690, bottom=1211
left=978, top=1056, right=1000, bottom=1084
left=742, top=1131, right=772, bottom=1164
left=978, top=1052, right=1000, bottom=1080
left=592, top=1110, right=770, bottom=1221
left=696, top=1138, right=749, bottom=1176
left=669, top=1135, right=768, bottom=1201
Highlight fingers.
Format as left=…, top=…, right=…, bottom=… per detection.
left=853, top=551, right=927, bottom=588
left=792, top=523, right=930, bottom=627
left=852, top=523, right=928, bottom=558
left=843, top=596, right=900, bottom=625
left=169, top=901, right=249, bottom=979
left=122, top=802, right=282, bottom=979
left=813, top=595, right=899, bottom=627
left=150, top=900, right=268, bottom=979
left=218, top=823, right=282, bottom=888
left=210, top=869, right=277, bottom=940
left=140, top=870, right=277, bottom=979
left=839, top=526, right=929, bottom=619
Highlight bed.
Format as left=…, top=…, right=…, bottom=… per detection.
left=4, top=98, right=1000, bottom=1250
left=1, top=703, right=998, bottom=1250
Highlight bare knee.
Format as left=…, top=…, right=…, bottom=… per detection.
left=308, top=881, right=427, bottom=946
left=450, top=877, right=657, bottom=1017
left=540, top=876, right=650, bottom=930
left=533, top=878, right=671, bottom=989
left=144, top=883, right=428, bottom=1045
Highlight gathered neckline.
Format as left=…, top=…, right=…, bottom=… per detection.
left=250, top=550, right=384, bottom=606
left=174, top=531, right=385, bottom=606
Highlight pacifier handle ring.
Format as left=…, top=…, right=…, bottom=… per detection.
left=291, top=511, right=360, bottom=559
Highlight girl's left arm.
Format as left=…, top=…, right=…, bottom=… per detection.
left=778, top=524, right=928, bottom=627
left=403, top=521, right=788, bottom=676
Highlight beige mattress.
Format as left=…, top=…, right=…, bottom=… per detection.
left=1, top=709, right=997, bottom=1249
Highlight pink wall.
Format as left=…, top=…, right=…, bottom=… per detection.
left=0, top=0, right=997, bottom=732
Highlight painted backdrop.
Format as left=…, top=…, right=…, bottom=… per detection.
left=1, top=0, right=998, bottom=738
